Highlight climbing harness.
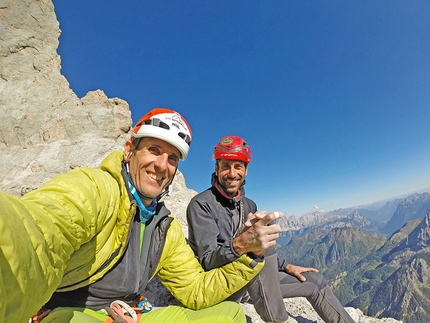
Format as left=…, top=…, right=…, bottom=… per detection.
left=27, top=297, right=153, bottom=323
left=103, top=297, right=154, bottom=323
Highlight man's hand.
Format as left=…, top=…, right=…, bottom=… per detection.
left=285, top=264, right=319, bottom=282
left=232, top=211, right=283, bottom=257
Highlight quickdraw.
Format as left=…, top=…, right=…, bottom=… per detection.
left=134, top=296, right=153, bottom=313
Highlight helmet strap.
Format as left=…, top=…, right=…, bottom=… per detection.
left=156, top=168, right=177, bottom=202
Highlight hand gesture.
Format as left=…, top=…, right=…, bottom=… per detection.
left=232, top=211, right=283, bottom=257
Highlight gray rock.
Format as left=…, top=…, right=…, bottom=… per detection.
left=0, top=0, right=131, bottom=197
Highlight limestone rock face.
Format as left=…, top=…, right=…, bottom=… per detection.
left=164, top=170, right=197, bottom=235
left=0, top=0, right=132, bottom=196
left=0, top=1, right=401, bottom=323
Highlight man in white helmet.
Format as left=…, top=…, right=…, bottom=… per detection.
left=187, top=135, right=356, bottom=323
left=0, top=109, right=281, bottom=323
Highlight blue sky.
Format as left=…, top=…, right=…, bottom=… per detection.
left=52, top=1, right=430, bottom=216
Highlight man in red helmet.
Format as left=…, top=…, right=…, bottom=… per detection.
left=0, top=111, right=280, bottom=323
left=187, top=136, right=356, bottom=323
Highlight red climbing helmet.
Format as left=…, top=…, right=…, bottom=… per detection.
left=132, top=108, right=192, bottom=160
left=212, top=136, right=252, bottom=164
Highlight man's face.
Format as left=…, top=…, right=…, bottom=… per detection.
left=124, top=137, right=180, bottom=205
left=215, top=159, right=248, bottom=197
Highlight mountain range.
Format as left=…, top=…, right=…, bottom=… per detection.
left=277, top=192, right=430, bottom=245
left=277, top=209, right=430, bottom=323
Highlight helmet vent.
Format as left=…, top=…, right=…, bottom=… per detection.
left=142, top=118, right=169, bottom=130
left=178, top=132, right=192, bottom=145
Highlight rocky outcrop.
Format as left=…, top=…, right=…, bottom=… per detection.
left=164, top=170, right=197, bottom=235
left=0, top=0, right=132, bottom=196
left=0, top=1, right=401, bottom=322
left=395, top=212, right=430, bottom=252
left=368, top=257, right=430, bottom=323
left=382, top=193, right=430, bottom=235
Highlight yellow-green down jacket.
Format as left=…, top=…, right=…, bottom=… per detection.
left=0, top=150, right=263, bottom=323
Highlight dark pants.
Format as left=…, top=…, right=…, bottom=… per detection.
left=278, top=271, right=356, bottom=323
left=227, top=249, right=356, bottom=323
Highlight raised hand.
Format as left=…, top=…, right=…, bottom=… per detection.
left=232, top=211, right=283, bottom=257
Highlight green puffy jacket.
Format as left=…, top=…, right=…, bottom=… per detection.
left=0, top=150, right=263, bottom=323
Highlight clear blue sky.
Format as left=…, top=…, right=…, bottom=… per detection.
left=52, top=1, right=430, bottom=216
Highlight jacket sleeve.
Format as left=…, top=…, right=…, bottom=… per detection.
left=156, top=218, right=264, bottom=310
left=186, top=197, right=241, bottom=270
left=0, top=169, right=116, bottom=323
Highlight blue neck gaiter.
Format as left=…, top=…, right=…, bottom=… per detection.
left=128, top=176, right=157, bottom=222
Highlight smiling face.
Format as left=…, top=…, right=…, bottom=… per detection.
left=124, top=137, right=180, bottom=206
left=215, top=158, right=248, bottom=197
